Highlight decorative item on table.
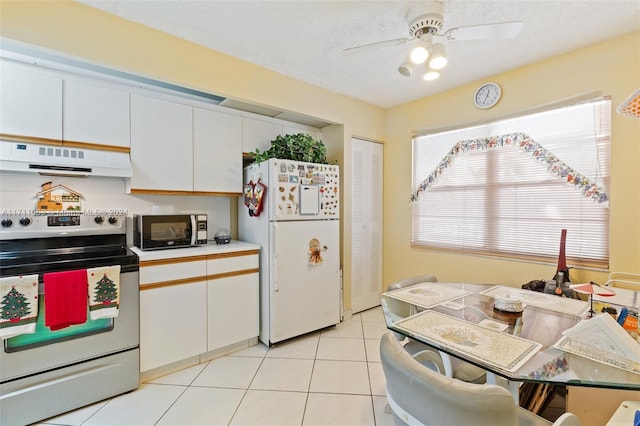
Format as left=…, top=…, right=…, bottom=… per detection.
left=570, top=282, right=615, bottom=318
left=554, top=312, right=640, bottom=373
left=214, top=228, right=231, bottom=245
left=493, top=294, right=523, bottom=313
left=521, top=278, right=546, bottom=292
left=550, top=229, right=577, bottom=298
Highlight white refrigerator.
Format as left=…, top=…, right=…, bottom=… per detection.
left=239, top=158, right=340, bottom=345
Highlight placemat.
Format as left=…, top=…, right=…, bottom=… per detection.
left=480, top=285, right=588, bottom=316
left=384, top=282, right=471, bottom=309
left=394, top=311, right=542, bottom=372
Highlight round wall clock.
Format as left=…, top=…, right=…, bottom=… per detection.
left=473, top=82, right=502, bottom=109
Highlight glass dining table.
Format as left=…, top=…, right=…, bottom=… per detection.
left=380, top=282, right=640, bottom=403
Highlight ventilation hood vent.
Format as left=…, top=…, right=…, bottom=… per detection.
left=0, top=141, right=132, bottom=178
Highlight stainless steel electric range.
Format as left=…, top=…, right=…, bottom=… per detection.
left=0, top=213, right=139, bottom=426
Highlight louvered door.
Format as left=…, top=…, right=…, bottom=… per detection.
left=351, top=138, right=383, bottom=313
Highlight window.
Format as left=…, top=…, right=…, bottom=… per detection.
left=411, top=98, right=610, bottom=268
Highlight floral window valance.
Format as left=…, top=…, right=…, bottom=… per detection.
left=410, top=132, right=609, bottom=205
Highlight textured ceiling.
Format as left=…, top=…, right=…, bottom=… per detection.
left=75, top=0, right=640, bottom=109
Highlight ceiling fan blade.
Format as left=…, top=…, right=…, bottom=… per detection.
left=342, top=37, right=412, bottom=56
left=443, top=21, right=523, bottom=41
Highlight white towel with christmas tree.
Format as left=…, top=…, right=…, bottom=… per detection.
left=0, top=274, right=39, bottom=339
left=87, top=265, right=120, bottom=320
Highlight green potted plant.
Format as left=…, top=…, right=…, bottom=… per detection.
left=251, top=133, right=329, bottom=164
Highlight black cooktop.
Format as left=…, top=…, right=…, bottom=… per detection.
left=0, top=234, right=138, bottom=277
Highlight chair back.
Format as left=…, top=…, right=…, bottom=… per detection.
left=605, top=271, right=640, bottom=290
left=387, top=274, right=438, bottom=292
left=380, top=332, right=521, bottom=426
left=386, top=274, right=438, bottom=340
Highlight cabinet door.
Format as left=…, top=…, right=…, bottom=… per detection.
left=63, top=79, right=130, bottom=148
left=242, top=117, right=282, bottom=154
left=0, top=60, right=62, bottom=140
left=207, top=273, right=259, bottom=351
left=282, top=124, right=321, bottom=142
left=140, top=282, right=207, bottom=372
left=130, top=94, right=193, bottom=191
left=193, top=107, right=242, bottom=193
left=206, top=253, right=259, bottom=351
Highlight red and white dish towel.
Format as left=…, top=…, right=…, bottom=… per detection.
left=0, top=274, right=39, bottom=339
left=88, top=265, right=121, bottom=320
left=43, top=270, right=88, bottom=331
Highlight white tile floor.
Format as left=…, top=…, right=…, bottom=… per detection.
left=37, top=306, right=394, bottom=426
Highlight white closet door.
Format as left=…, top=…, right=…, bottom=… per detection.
left=351, top=138, right=383, bottom=313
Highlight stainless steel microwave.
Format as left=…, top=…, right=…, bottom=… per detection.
left=133, top=214, right=207, bottom=250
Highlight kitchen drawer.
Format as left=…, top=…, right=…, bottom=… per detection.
left=139, top=257, right=207, bottom=286
left=206, top=251, right=259, bottom=276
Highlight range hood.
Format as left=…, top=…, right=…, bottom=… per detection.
left=0, top=141, right=132, bottom=178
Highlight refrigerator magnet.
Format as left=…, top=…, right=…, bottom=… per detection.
left=308, top=238, right=324, bottom=265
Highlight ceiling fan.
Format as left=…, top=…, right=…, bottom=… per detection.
left=342, top=1, right=523, bottom=81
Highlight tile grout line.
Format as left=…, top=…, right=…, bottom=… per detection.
left=226, top=346, right=270, bottom=425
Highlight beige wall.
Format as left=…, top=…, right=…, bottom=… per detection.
left=1, top=0, right=638, bottom=307
left=384, top=32, right=640, bottom=288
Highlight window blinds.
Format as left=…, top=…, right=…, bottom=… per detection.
left=411, top=98, right=610, bottom=268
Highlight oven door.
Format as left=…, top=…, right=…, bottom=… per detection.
left=0, top=268, right=139, bottom=383
left=136, top=214, right=195, bottom=250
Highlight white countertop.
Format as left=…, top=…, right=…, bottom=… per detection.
left=130, top=240, right=261, bottom=261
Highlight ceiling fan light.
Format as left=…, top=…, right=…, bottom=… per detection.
left=410, top=40, right=430, bottom=64
left=398, top=60, right=413, bottom=77
left=423, top=66, right=440, bottom=81
left=429, top=43, right=448, bottom=70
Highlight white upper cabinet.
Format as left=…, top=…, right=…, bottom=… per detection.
left=242, top=117, right=282, bottom=154
left=193, top=107, right=242, bottom=193
left=0, top=60, right=63, bottom=141
left=130, top=94, right=193, bottom=191
left=63, top=79, right=130, bottom=148
left=282, top=124, right=321, bottom=142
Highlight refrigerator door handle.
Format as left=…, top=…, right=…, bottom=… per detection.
left=272, top=222, right=278, bottom=292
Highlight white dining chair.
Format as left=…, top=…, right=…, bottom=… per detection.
left=386, top=274, right=486, bottom=383
left=380, top=332, right=582, bottom=426
left=605, top=271, right=640, bottom=290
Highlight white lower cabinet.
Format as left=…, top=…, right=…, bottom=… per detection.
left=138, top=248, right=259, bottom=373
left=207, top=253, right=259, bottom=351
left=140, top=280, right=207, bottom=372
left=139, top=256, right=208, bottom=372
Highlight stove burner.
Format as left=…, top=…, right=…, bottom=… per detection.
left=0, top=214, right=138, bottom=277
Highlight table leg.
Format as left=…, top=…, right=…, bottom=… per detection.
left=487, top=372, right=520, bottom=404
